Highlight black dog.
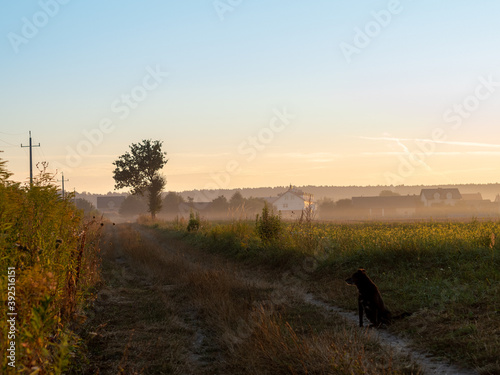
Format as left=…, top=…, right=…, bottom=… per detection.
left=345, top=268, right=393, bottom=327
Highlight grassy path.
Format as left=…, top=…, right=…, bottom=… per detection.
left=77, top=225, right=199, bottom=374
left=77, top=224, right=480, bottom=374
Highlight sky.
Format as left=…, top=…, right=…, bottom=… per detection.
left=1, top=1, right=500, bottom=194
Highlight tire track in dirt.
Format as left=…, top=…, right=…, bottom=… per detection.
left=79, top=225, right=220, bottom=374
left=135, top=225, right=479, bottom=375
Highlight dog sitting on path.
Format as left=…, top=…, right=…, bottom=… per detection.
left=345, top=268, right=394, bottom=328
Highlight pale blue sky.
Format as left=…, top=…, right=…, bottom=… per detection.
left=1, top=1, right=500, bottom=193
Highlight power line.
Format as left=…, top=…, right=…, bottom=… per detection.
left=0, top=138, right=18, bottom=147
left=34, top=146, right=46, bottom=165
left=38, top=144, right=47, bottom=161
left=20, top=131, right=40, bottom=186
left=58, top=172, right=69, bottom=198
left=0, top=131, right=25, bottom=136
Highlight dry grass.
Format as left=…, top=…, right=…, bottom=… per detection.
left=311, top=264, right=500, bottom=374
left=150, top=218, right=499, bottom=373
left=230, top=305, right=420, bottom=375
left=395, top=305, right=500, bottom=375
left=88, top=224, right=422, bottom=374
left=76, top=225, right=195, bottom=374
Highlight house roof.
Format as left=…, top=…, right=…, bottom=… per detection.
left=352, top=195, right=419, bottom=208
left=264, top=197, right=276, bottom=204
left=461, top=193, right=483, bottom=201
left=420, top=188, right=462, bottom=200
left=272, top=188, right=314, bottom=204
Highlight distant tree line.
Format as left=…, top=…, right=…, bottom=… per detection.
left=118, top=190, right=268, bottom=219
left=118, top=190, right=400, bottom=219
left=316, top=190, right=401, bottom=218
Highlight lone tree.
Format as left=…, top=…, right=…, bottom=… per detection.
left=112, top=139, right=168, bottom=219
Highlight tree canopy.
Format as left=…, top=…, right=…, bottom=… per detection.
left=162, top=192, right=185, bottom=215
left=112, top=139, right=168, bottom=219
left=119, top=194, right=148, bottom=217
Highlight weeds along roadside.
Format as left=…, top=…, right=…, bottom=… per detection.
left=0, top=160, right=103, bottom=374
left=141, top=212, right=500, bottom=373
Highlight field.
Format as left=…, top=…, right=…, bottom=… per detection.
left=143, top=213, right=500, bottom=374
left=2, top=155, right=499, bottom=375
left=81, top=223, right=426, bottom=374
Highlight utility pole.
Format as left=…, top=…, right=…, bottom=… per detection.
left=20, top=131, right=40, bottom=186
left=59, top=172, right=69, bottom=198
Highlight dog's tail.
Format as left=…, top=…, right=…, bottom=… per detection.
left=391, top=312, right=412, bottom=321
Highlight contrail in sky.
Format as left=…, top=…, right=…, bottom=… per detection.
left=361, top=136, right=500, bottom=148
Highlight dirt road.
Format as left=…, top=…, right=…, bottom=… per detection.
left=77, top=224, right=478, bottom=375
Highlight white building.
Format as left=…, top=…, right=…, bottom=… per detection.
left=271, top=186, right=315, bottom=219
left=420, top=188, right=462, bottom=207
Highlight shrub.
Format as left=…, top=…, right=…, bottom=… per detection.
left=255, top=202, right=282, bottom=243
left=0, top=160, right=102, bottom=373
left=187, top=210, right=200, bottom=232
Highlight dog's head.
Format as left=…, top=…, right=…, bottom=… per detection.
left=345, top=268, right=367, bottom=286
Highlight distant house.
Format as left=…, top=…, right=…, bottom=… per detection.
left=96, top=196, right=126, bottom=212
left=460, top=192, right=499, bottom=215
left=420, top=188, right=461, bottom=207
left=351, top=195, right=419, bottom=218
left=461, top=193, right=483, bottom=201
left=271, top=186, right=315, bottom=219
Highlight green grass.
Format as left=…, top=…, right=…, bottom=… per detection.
left=132, top=222, right=422, bottom=374
left=145, top=216, right=500, bottom=373
left=0, top=160, right=102, bottom=374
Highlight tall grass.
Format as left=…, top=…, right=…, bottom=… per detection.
left=126, top=224, right=417, bottom=374
left=148, top=214, right=500, bottom=372
left=0, top=160, right=102, bottom=374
